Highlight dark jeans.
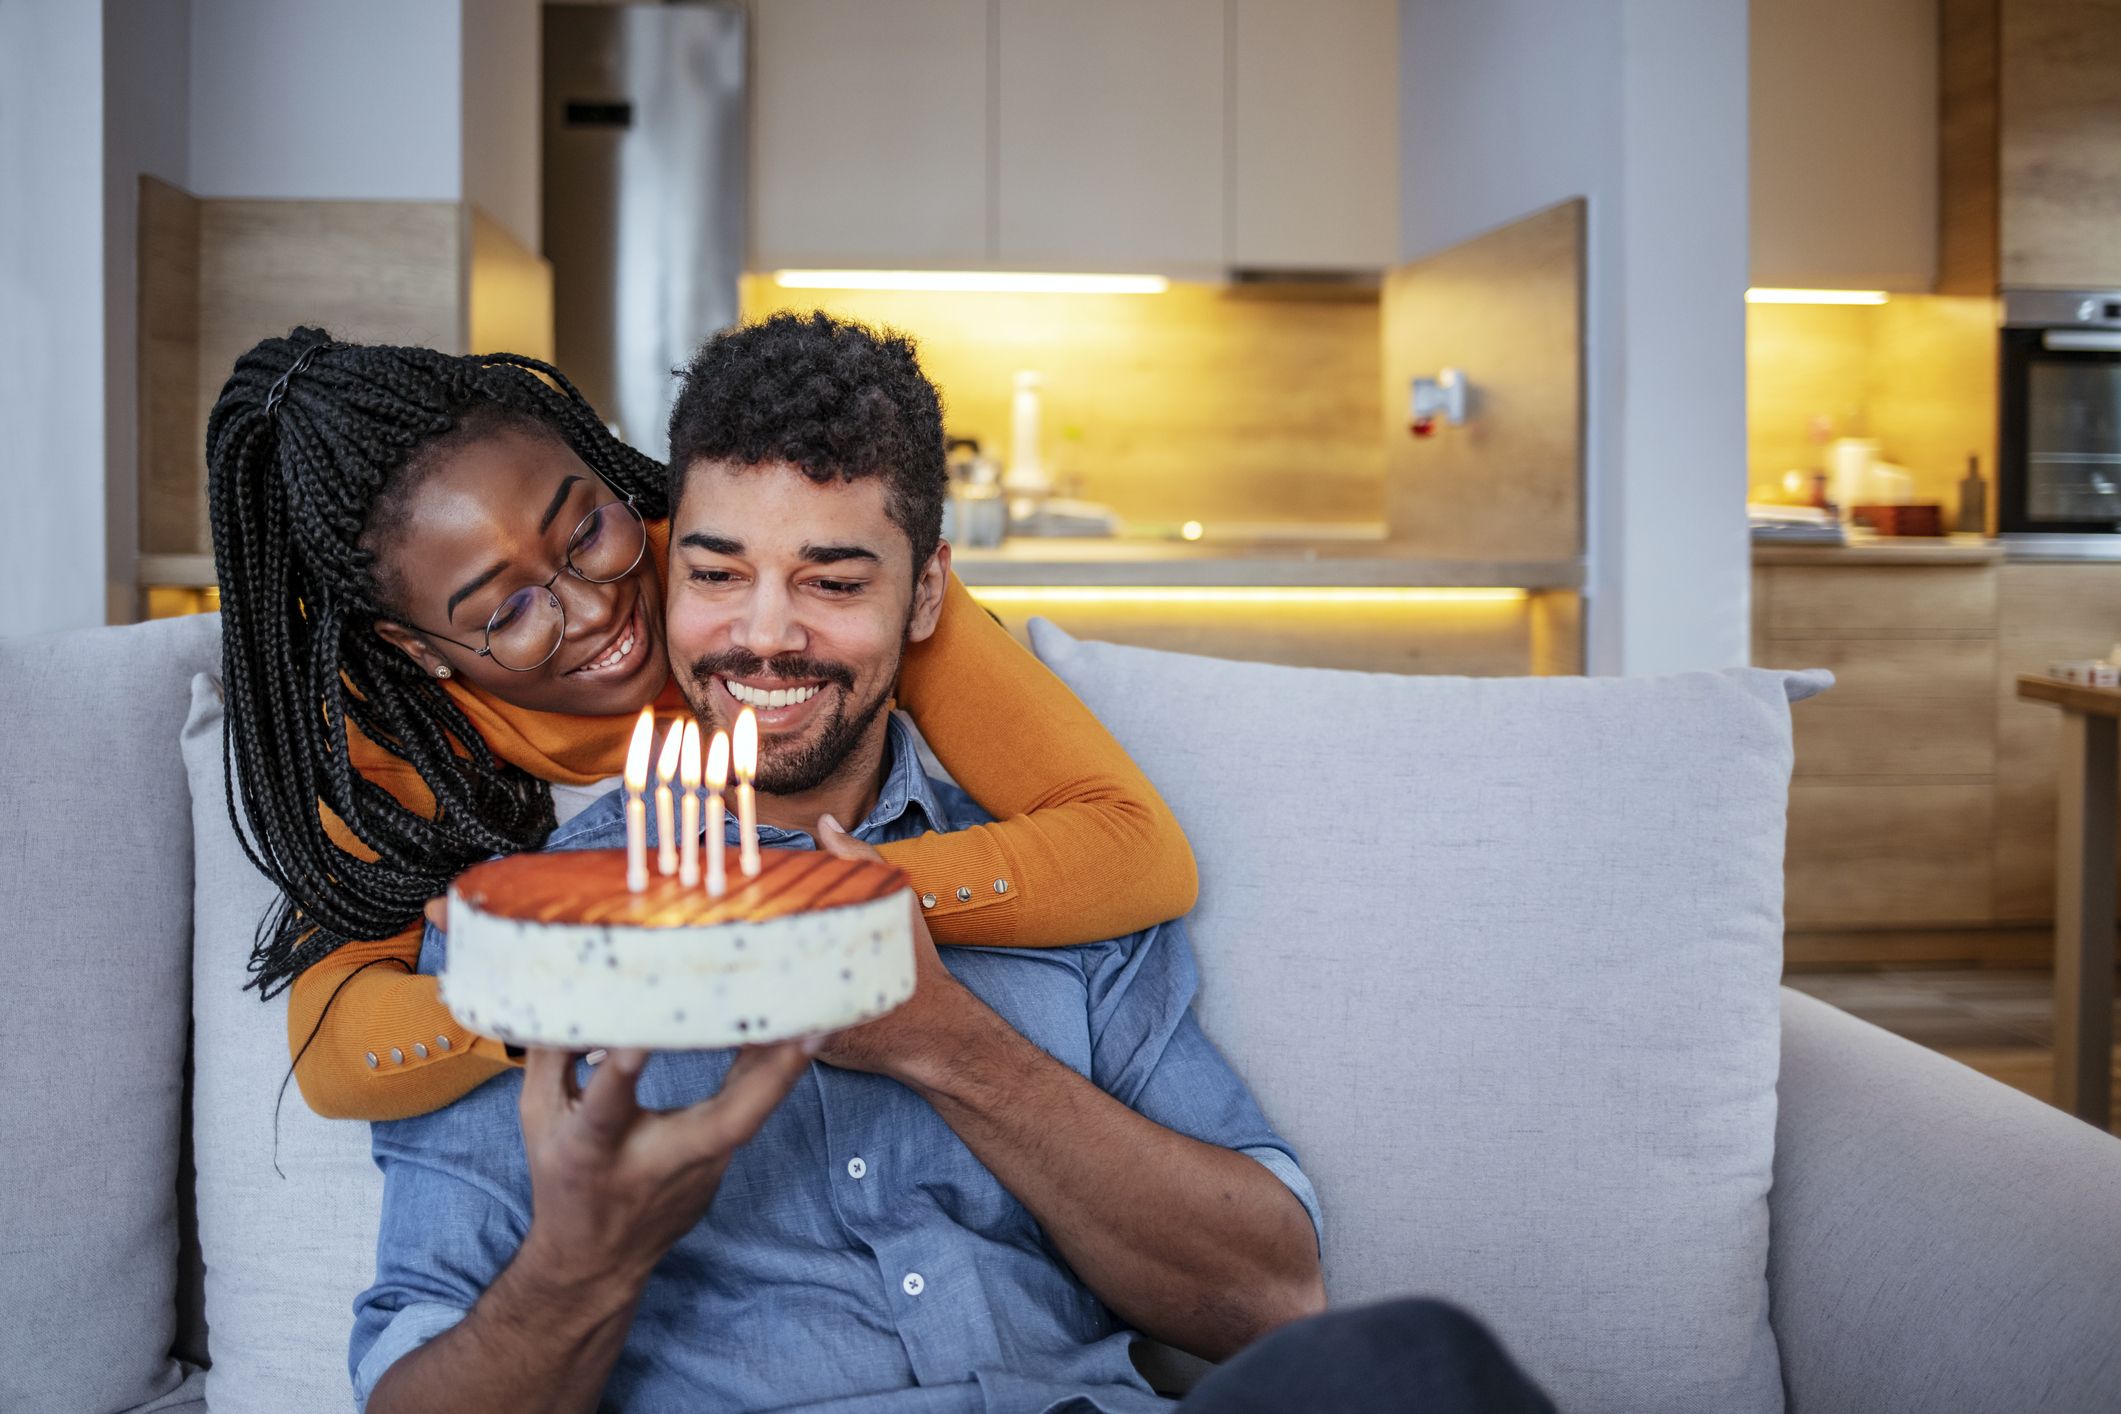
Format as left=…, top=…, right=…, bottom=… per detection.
left=1176, top=1298, right=1559, bottom=1414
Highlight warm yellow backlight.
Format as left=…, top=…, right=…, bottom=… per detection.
left=773, top=270, right=1171, bottom=295
left=1179, top=521, right=1205, bottom=541
left=967, top=586, right=1528, bottom=607
left=1745, top=288, right=1889, bottom=306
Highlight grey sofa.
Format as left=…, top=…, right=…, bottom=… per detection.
left=2, top=613, right=2117, bottom=1414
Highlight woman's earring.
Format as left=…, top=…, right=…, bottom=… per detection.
left=435, top=665, right=453, bottom=679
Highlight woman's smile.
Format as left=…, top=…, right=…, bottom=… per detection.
left=566, top=592, right=654, bottom=682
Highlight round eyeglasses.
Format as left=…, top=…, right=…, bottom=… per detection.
left=410, top=495, right=648, bottom=672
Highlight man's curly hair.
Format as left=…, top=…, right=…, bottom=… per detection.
left=667, top=311, right=949, bottom=573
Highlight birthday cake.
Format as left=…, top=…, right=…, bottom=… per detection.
left=442, top=846, right=916, bottom=1050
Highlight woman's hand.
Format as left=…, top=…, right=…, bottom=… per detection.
left=423, top=895, right=449, bottom=934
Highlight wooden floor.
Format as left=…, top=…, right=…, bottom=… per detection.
left=1782, top=967, right=2121, bottom=1130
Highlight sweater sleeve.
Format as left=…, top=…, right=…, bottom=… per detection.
left=287, top=732, right=519, bottom=1122
left=882, top=572, right=1199, bottom=947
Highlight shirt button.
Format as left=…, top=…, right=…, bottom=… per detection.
left=955, top=886, right=972, bottom=903
left=413, top=1042, right=429, bottom=1060
left=846, top=1156, right=868, bottom=1180
left=920, top=893, right=937, bottom=909
left=901, top=1272, right=925, bottom=1297
left=436, top=1034, right=452, bottom=1051
left=363, top=1051, right=379, bottom=1069
left=993, top=878, right=1009, bottom=894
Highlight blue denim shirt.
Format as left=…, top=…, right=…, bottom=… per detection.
left=350, top=714, right=1322, bottom=1413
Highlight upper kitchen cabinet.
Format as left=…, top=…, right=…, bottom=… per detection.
left=994, top=0, right=1226, bottom=270
left=1229, top=0, right=1399, bottom=270
left=1750, top=0, right=1939, bottom=291
left=1943, top=0, right=2121, bottom=292
left=752, top=0, right=991, bottom=267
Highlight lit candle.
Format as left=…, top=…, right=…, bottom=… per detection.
left=705, top=728, right=729, bottom=898
left=654, top=721, right=682, bottom=877
left=679, top=719, right=702, bottom=887
left=734, top=706, right=760, bottom=878
left=622, top=707, right=655, bottom=893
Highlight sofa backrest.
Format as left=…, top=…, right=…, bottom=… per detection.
left=0, top=614, right=220, bottom=1413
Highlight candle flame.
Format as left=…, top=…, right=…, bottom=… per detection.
left=733, top=707, right=758, bottom=782
left=680, top=719, right=702, bottom=788
left=655, top=717, right=684, bottom=783
left=622, top=707, right=655, bottom=791
left=706, top=729, right=730, bottom=789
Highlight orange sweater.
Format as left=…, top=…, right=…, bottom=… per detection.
left=290, top=532, right=1197, bottom=1120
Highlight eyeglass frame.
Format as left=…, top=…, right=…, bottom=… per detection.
left=400, top=493, right=649, bottom=673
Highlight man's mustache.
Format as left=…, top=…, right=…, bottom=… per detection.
left=688, top=649, right=856, bottom=694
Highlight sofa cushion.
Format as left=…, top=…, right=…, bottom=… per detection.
left=1030, top=620, right=1824, bottom=1414
left=0, top=615, right=219, bottom=1414
left=181, top=673, right=383, bottom=1414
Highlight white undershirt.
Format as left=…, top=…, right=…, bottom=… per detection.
left=550, top=774, right=624, bottom=827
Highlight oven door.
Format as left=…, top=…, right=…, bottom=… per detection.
left=2000, top=324, right=2121, bottom=534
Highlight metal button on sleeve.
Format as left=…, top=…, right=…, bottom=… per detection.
left=901, top=1272, right=925, bottom=1297
left=993, top=878, right=1009, bottom=894
left=390, top=1047, right=405, bottom=1065
left=413, top=1042, right=429, bottom=1060
left=436, top=1034, right=452, bottom=1051
left=364, top=1051, right=379, bottom=1069
left=846, top=1156, right=868, bottom=1180
left=920, top=893, right=937, bottom=909
left=955, top=886, right=972, bottom=903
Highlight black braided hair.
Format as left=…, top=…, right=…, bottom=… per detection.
left=207, top=327, right=667, bottom=999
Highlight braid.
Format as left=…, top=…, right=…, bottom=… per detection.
left=207, top=327, right=667, bottom=999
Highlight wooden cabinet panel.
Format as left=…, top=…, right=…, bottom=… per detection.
left=1991, top=563, right=2121, bottom=919
left=995, top=0, right=1225, bottom=269
left=1786, top=781, right=1996, bottom=926
left=1999, top=0, right=2121, bottom=289
left=1764, top=565, right=1997, bottom=637
left=752, top=0, right=991, bottom=267
left=1751, top=0, right=1938, bottom=290
left=1789, top=697, right=1998, bottom=778
left=1757, top=635, right=1998, bottom=698
left=1229, top=0, right=1397, bottom=270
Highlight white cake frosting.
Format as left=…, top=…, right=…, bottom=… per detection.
left=442, top=848, right=916, bottom=1050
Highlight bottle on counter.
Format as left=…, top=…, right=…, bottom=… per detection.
left=1956, top=454, right=1988, bottom=536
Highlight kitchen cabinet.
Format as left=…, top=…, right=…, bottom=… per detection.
left=1755, top=562, right=2000, bottom=929
left=752, top=0, right=1395, bottom=273
left=1229, top=0, right=1398, bottom=270
left=1992, top=562, right=2121, bottom=919
left=994, top=0, right=1226, bottom=270
left=1749, top=0, right=1939, bottom=292
left=1942, top=0, right=2121, bottom=292
left=751, top=0, right=991, bottom=268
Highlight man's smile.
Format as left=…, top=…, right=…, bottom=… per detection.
left=711, top=673, right=834, bottom=732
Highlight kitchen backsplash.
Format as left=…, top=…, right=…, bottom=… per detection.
left=1747, top=295, right=1996, bottom=516
left=739, top=276, right=1384, bottom=529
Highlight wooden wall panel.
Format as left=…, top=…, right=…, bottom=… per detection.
left=1998, top=0, right=2121, bottom=289
left=138, top=177, right=202, bottom=556
left=1381, top=199, right=1584, bottom=560
left=1786, top=780, right=1996, bottom=926
left=1938, top=0, right=2001, bottom=295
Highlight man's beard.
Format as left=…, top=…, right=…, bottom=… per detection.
left=683, top=648, right=895, bottom=796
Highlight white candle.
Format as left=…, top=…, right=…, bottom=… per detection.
left=622, top=707, right=655, bottom=893
left=705, top=728, right=729, bottom=898
left=679, top=720, right=702, bottom=887
left=654, top=721, right=682, bottom=877
left=734, top=706, right=760, bottom=878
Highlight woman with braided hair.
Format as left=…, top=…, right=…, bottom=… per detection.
left=209, top=326, right=1197, bottom=1121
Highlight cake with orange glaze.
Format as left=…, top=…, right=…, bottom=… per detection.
left=441, top=846, right=915, bottom=1049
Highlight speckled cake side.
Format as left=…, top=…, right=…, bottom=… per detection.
left=440, top=884, right=916, bottom=1049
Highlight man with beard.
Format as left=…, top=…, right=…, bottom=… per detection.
left=350, top=313, right=1556, bottom=1414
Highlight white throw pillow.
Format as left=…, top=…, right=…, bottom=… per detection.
left=1029, top=620, right=1828, bottom=1414
left=181, top=673, right=383, bottom=1414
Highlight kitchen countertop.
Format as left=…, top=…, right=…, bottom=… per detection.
left=950, top=538, right=1584, bottom=589
left=1751, top=534, right=2002, bottom=566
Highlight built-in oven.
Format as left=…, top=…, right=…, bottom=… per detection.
left=2000, top=289, right=2121, bottom=554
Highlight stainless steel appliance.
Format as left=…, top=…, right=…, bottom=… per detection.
left=2000, top=289, right=2121, bottom=556
left=543, top=2, right=747, bottom=462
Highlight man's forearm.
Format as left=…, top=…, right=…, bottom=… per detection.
left=902, top=1003, right=1325, bottom=1361
left=367, top=1233, right=641, bottom=1414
